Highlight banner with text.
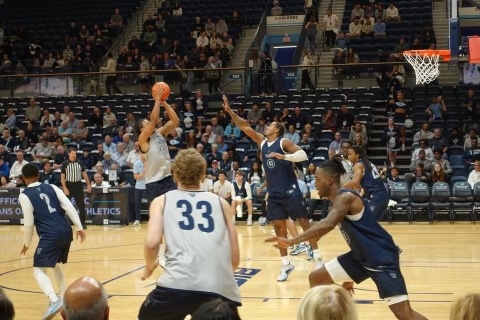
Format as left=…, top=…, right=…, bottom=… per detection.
left=0, top=187, right=130, bottom=225
left=267, top=15, right=305, bottom=27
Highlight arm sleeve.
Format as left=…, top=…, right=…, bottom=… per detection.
left=245, top=182, right=252, bottom=200
left=19, top=193, right=35, bottom=247
left=284, top=149, right=308, bottom=162
left=51, top=185, right=84, bottom=230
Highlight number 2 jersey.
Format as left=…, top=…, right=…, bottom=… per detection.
left=158, top=189, right=241, bottom=304
left=21, top=183, right=73, bottom=241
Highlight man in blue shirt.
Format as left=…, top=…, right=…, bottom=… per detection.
left=19, top=163, right=86, bottom=320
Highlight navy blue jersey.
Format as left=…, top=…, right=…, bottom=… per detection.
left=359, top=160, right=388, bottom=198
left=338, top=189, right=399, bottom=267
left=22, top=184, right=72, bottom=241
left=261, top=138, right=299, bottom=197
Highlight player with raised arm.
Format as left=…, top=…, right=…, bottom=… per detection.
left=342, top=145, right=390, bottom=221
left=139, top=148, right=241, bottom=320
left=223, top=95, right=323, bottom=282
left=18, top=163, right=86, bottom=320
left=134, top=85, right=180, bottom=266
left=266, top=158, right=428, bottom=320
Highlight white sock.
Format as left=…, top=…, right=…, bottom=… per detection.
left=281, top=256, right=289, bottom=266
left=312, top=249, right=322, bottom=259
left=33, top=267, right=58, bottom=302
left=53, top=265, right=66, bottom=298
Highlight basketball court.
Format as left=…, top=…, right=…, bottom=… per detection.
left=1, top=222, right=478, bottom=319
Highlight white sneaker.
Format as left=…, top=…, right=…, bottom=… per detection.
left=236, top=205, right=243, bottom=218
left=277, top=262, right=295, bottom=282
left=246, top=219, right=253, bottom=226
left=314, top=257, right=325, bottom=270
left=158, top=253, right=166, bottom=269
left=132, top=220, right=140, bottom=227
left=42, top=298, right=63, bottom=320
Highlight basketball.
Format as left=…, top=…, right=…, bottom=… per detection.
left=152, top=82, right=170, bottom=100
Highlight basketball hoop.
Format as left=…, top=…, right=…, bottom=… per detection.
left=403, top=50, right=451, bottom=85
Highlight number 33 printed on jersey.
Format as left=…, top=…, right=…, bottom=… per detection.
left=177, top=200, right=214, bottom=233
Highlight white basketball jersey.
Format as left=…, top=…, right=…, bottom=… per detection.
left=158, top=189, right=241, bottom=303
left=144, top=132, right=172, bottom=184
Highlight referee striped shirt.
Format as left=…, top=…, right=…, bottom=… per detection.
left=61, top=160, right=85, bottom=182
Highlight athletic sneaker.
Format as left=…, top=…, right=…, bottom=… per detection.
left=306, top=245, right=314, bottom=261
left=132, top=221, right=140, bottom=227
left=258, top=217, right=268, bottom=226
left=277, top=262, right=295, bottom=282
left=246, top=219, right=253, bottom=226
left=42, top=299, right=63, bottom=320
left=290, top=243, right=308, bottom=256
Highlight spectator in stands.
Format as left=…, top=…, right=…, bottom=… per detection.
left=205, top=56, right=221, bottom=95
left=413, top=122, right=434, bottom=147
left=59, top=121, right=72, bottom=143
left=390, top=38, right=409, bottom=61
left=4, top=108, right=16, bottom=131
left=290, top=106, right=308, bottom=133
left=336, top=105, right=355, bottom=131
left=271, top=0, right=282, bottom=16
left=426, top=96, right=447, bottom=121
left=113, top=143, right=128, bottom=168
left=410, top=149, right=433, bottom=172
left=191, top=16, right=204, bottom=39
left=305, top=16, right=319, bottom=54
left=412, top=139, right=434, bottom=161
left=39, top=161, right=57, bottom=185
left=299, top=133, right=315, bottom=160
left=373, top=17, right=386, bottom=37
left=0, top=175, right=10, bottom=188
left=432, top=149, right=452, bottom=176
left=352, top=132, right=367, bottom=152
left=382, top=118, right=401, bottom=168
left=430, top=129, right=449, bottom=157
left=463, top=138, right=480, bottom=168
left=171, top=2, right=182, bottom=17
left=40, top=109, right=54, bottom=128
left=110, top=8, right=124, bottom=35
left=14, top=130, right=30, bottom=152
left=284, top=124, right=300, bottom=145
left=322, top=107, right=337, bottom=132
left=381, top=166, right=403, bottom=190
left=464, top=129, right=480, bottom=150
left=297, top=285, right=357, bottom=320
left=448, top=128, right=464, bottom=148
left=301, top=49, right=314, bottom=91
left=349, top=121, right=367, bottom=143
left=193, top=89, right=208, bottom=121
left=334, top=32, right=349, bottom=55
left=25, top=98, right=41, bottom=122
left=345, top=48, right=360, bottom=79
left=259, top=52, right=275, bottom=95
left=361, top=16, right=374, bottom=38
left=328, top=132, right=342, bottom=158
left=431, top=163, right=449, bottom=184
left=9, top=150, right=28, bottom=179
left=103, top=135, right=117, bottom=154
left=348, top=16, right=362, bottom=38
left=422, top=25, right=436, bottom=47
left=101, top=53, right=122, bottom=95
left=351, top=4, right=364, bottom=22
left=92, top=173, right=111, bottom=188
left=52, top=112, right=62, bottom=128
left=404, top=162, right=430, bottom=187
left=0, top=157, right=10, bottom=178
left=102, top=107, right=116, bottom=127
left=393, top=91, right=409, bottom=151
left=216, top=18, right=229, bottom=35
left=386, top=2, right=400, bottom=21
left=468, top=160, right=480, bottom=188
left=323, top=9, right=339, bottom=48
left=247, top=103, right=263, bottom=125
left=464, top=115, right=480, bottom=135
left=219, top=151, right=232, bottom=172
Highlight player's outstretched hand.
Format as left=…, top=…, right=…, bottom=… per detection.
left=141, top=262, right=159, bottom=281
left=76, top=230, right=86, bottom=243
left=265, top=236, right=293, bottom=248
left=222, top=95, right=231, bottom=113
left=155, top=86, right=166, bottom=102
left=20, top=245, right=29, bottom=255
left=342, top=281, right=355, bottom=295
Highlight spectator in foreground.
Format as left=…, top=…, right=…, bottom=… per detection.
left=450, top=293, right=480, bottom=320
left=61, top=276, right=109, bottom=320
left=0, top=286, right=15, bottom=320
left=297, top=285, right=357, bottom=320
left=190, top=298, right=241, bottom=320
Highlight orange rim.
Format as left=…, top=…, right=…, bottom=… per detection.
left=403, top=50, right=451, bottom=62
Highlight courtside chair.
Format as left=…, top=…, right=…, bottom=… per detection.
left=450, top=181, right=474, bottom=223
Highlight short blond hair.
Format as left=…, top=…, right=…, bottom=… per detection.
left=450, top=293, right=480, bottom=320
left=172, top=148, right=206, bottom=188
left=297, top=285, right=357, bottom=320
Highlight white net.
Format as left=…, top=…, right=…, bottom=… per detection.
left=403, top=52, right=440, bottom=85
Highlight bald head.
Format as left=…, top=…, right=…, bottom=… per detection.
left=61, top=277, right=109, bottom=320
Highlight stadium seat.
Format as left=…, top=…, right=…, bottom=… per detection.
left=450, top=181, right=474, bottom=223
left=387, top=182, right=411, bottom=223
left=410, top=182, right=431, bottom=223
left=430, top=182, right=452, bottom=223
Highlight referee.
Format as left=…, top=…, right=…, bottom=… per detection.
left=61, top=148, right=92, bottom=228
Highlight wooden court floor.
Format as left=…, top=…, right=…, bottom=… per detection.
left=1, top=222, right=479, bottom=319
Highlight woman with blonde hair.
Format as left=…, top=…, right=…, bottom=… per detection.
left=450, top=293, right=480, bottom=320
left=297, top=285, right=357, bottom=320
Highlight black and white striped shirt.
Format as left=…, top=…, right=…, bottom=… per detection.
left=61, top=160, right=85, bottom=182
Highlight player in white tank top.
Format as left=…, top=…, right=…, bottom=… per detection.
left=139, top=149, right=241, bottom=319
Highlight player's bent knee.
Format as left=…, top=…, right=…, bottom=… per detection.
left=308, top=267, right=333, bottom=288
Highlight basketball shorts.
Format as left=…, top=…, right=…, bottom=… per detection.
left=138, top=286, right=241, bottom=320
left=393, top=113, right=406, bottom=127
left=368, top=195, right=390, bottom=221
left=33, top=238, right=72, bottom=268
left=145, top=176, right=177, bottom=202
left=326, top=252, right=408, bottom=302
left=267, top=191, right=307, bottom=221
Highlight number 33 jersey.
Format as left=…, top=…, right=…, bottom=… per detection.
left=158, top=189, right=241, bottom=304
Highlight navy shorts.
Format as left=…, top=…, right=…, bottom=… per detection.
left=267, top=191, right=308, bottom=221
left=33, top=238, right=72, bottom=268
left=368, top=195, right=390, bottom=221
left=145, top=176, right=176, bottom=202
left=338, top=252, right=408, bottom=299
left=138, top=286, right=241, bottom=320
